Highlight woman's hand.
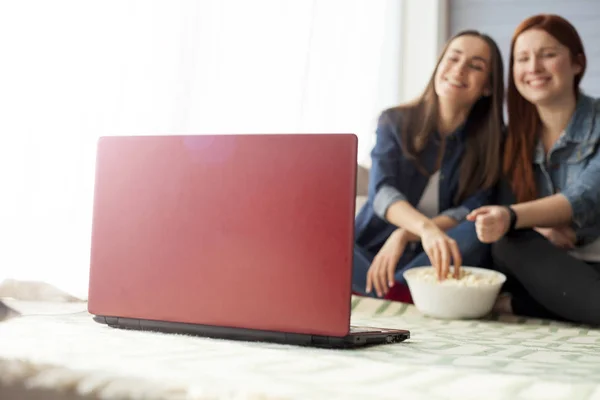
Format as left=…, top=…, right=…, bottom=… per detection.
left=534, top=226, right=576, bottom=249
left=366, top=229, right=407, bottom=297
left=420, top=225, right=462, bottom=280
left=467, top=206, right=511, bottom=243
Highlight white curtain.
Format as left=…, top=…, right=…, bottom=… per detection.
left=0, top=0, right=403, bottom=299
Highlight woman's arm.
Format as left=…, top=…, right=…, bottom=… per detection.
left=395, top=184, right=496, bottom=242
left=468, top=193, right=575, bottom=243
left=469, top=150, right=600, bottom=242
left=368, top=110, right=443, bottom=235
left=511, top=148, right=600, bottom=229
left=386, top=205, right=457, bottom=242
left=512, top=194, right=573, bottom=229
left=367, top=110, right=463, bottom=279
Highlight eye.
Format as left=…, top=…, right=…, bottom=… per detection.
left=516, top=56, right=528, bottom=63
left=542, top=52, right=556, bottom=58
left=469, top=63, right=484, bottom=71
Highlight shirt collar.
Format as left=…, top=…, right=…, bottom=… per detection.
left=562, top=92, right=595, bottom=144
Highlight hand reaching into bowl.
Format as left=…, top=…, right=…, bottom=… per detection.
left=366, top=225, right=463, bottom=297
left=420, top=225, right=462, bottom=281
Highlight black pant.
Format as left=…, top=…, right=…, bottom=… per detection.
left=492, top=229, right=600, bottom=326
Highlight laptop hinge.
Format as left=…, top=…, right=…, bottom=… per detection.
left=118, top=317, right=141, bottom=329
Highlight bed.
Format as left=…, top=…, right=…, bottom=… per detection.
left=1, top=296, right=600, bottom=400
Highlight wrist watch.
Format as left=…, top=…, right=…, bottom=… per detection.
left=505, top=206, right=517, bottom=232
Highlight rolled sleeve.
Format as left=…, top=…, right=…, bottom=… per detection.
left=561, top=155, right=600, bottom=229
left=373, top=185, right=408, bottom=220
left=440, top=206, right=470, bottom=221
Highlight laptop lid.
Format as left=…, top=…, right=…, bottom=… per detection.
left=88, top=134, right=358, bottom=338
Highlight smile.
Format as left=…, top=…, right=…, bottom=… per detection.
left=444, top=77, right=467, bottom=88
left=526, top=77, right=551, bottom=87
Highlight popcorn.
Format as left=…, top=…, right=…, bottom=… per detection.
left=413, top=267, right=502, bottom=286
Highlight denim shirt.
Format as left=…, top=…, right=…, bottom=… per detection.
left=354, top=107, right=495, bottom=253
left=532, top=93, right=600, bottom=245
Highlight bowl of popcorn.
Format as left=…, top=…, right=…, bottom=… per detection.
left=403, top=266, right=506, bottom=319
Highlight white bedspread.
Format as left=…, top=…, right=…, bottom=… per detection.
left=1, top=297, right=600, bottom=400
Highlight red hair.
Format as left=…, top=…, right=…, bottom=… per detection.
left=504, top=14, right=586, bottom=202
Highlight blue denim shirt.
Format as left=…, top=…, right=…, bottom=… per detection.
left=533, top=93, right=600, bottom=245
left=355, top=107, right=495, bottom=253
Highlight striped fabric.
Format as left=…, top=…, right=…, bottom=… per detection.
left=1, top=296, right=600, bottom=399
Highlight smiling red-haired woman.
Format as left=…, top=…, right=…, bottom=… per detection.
left=468, top=14, right=600, bottom=325
left=504, top=14, right=587, bottom=204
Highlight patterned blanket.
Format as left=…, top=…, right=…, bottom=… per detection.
left=1, top=296, right=600, bottom=399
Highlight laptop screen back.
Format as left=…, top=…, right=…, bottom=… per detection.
left=88, top=134, right=357, bottom=337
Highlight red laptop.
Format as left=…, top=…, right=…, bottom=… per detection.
left=88, top=134, right=409, bottom=348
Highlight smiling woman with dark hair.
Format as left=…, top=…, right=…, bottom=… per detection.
left=353, top=30, right=505, bottom=299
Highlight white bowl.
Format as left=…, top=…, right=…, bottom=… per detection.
left=403, top=266, right=506, bottom=320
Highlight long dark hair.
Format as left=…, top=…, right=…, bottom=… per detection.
left=504, top=14, right=586, bottom=203
left=395, top=30, right=505, bottom=204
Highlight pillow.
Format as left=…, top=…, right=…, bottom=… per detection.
left=356, top=165, right=369, bottom=196
left=0, top=279, right=83, bottom=303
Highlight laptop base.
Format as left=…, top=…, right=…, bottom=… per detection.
left=93, top=315, right=410, bottom=349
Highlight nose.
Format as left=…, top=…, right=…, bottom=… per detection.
left=527, top=55, right=542, bottom=73
left=452, top=59, right=468, bottom=76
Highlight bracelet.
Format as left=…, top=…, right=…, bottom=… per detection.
left=505, top=206, right=517, bottom=232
